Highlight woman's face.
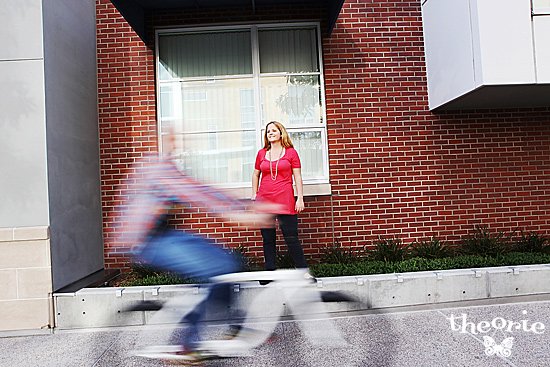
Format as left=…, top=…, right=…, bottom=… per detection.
left=266, top=124, right=282, bottom=143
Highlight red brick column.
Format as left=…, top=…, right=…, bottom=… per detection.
left=96, top=0, right=157, bottom=268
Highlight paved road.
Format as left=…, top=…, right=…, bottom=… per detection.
left=1, top=295, right=549, bottom=367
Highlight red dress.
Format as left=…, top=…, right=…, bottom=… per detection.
left=255, top=148, right=301, bottom=215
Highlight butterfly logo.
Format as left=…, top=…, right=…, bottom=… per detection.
left=483, top=336, right=514, bottom=358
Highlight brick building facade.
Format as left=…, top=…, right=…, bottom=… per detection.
left=97, top=0, right=550, bottom=270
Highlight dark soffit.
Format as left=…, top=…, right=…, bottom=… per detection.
left=432, top=84, right=550, bottom=111
left=109, top=0, right=345, bottom=45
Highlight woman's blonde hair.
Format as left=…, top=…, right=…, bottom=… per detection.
left=263, top=121, right=294, bottom=150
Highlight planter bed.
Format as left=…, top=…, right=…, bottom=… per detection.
left=53, top=263, right=550, bottom=330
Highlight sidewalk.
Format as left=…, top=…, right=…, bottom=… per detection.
left=1, top=294, right=549, bottom=367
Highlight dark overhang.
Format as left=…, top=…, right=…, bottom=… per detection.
left=109, top=0, right=345, bottom=45
left=433, top=84, right=550, bottom=111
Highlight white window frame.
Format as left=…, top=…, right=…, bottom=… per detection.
left=155, top=23, right=331, bottom=194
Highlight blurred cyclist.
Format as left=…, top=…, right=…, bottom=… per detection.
left=114, top=129, right=277, bottom=362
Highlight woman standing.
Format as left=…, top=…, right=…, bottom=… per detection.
left=252, top=121, right=307, bottom=270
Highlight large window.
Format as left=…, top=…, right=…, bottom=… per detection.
left=157, top=24, right=328, bottom=187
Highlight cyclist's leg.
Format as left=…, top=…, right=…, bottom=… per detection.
left=140, top=230, right=238, bottom=277
left=137, top=230, right=240, bottom=348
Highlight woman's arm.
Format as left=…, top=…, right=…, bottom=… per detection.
left=251, top=168, right=261, bottom=200
left=292, top=167, right=305, bottom=213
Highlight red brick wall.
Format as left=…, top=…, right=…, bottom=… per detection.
left=96, top=0, right=157, bottom=268
left=325, top=0, right=550, bottom=246
left=97, top=0, right=550, bottom=269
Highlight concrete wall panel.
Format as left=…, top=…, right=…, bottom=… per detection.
left=42, top=0, right=104, bottom=291
left=533, top=15, right=550, bottom=83
left=474, top=0, right=536, bottom=84
left=489, top=265, right=550, bottom=298
left=0, top=0, right=44, bottom=60
left=421, top=0, right=476, bottom=109
left=0, top=60, right=49, bottom=227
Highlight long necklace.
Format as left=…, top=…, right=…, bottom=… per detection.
left=269, top=148, right=284, bottom=180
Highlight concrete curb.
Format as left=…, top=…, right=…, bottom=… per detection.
left=53, top=264, right=550, bottom=330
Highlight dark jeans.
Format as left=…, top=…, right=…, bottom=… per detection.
left=260, top=214, right=307, bottom=270
left=137, top=230, right=240, bottom=347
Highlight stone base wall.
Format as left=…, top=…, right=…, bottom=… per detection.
left=0, top=226, right=53, bottom=332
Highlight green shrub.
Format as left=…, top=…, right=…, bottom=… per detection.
left=121, top=262, right=189, bottom=286
left=227, top=244, right=260, bottom=271
left=309, top=252, right=550, bottom=278
left=127, top=262, right=163, bottom=278
left=319, top=239, right=364, bottom=264
left=121, top=274, right=191, bottom=287
left=119, top=251, right=550, bottom=286
left=458, top=225, right=515, bottom=256
left=276, top=249, right=296, bottom=269
left=114, top=228, right=550, bottom=286
left=512, top=230, right=550, bottom=254
left=411, top=235, right=453, bottom=259
left=367, top=236, right=411, bottom=262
